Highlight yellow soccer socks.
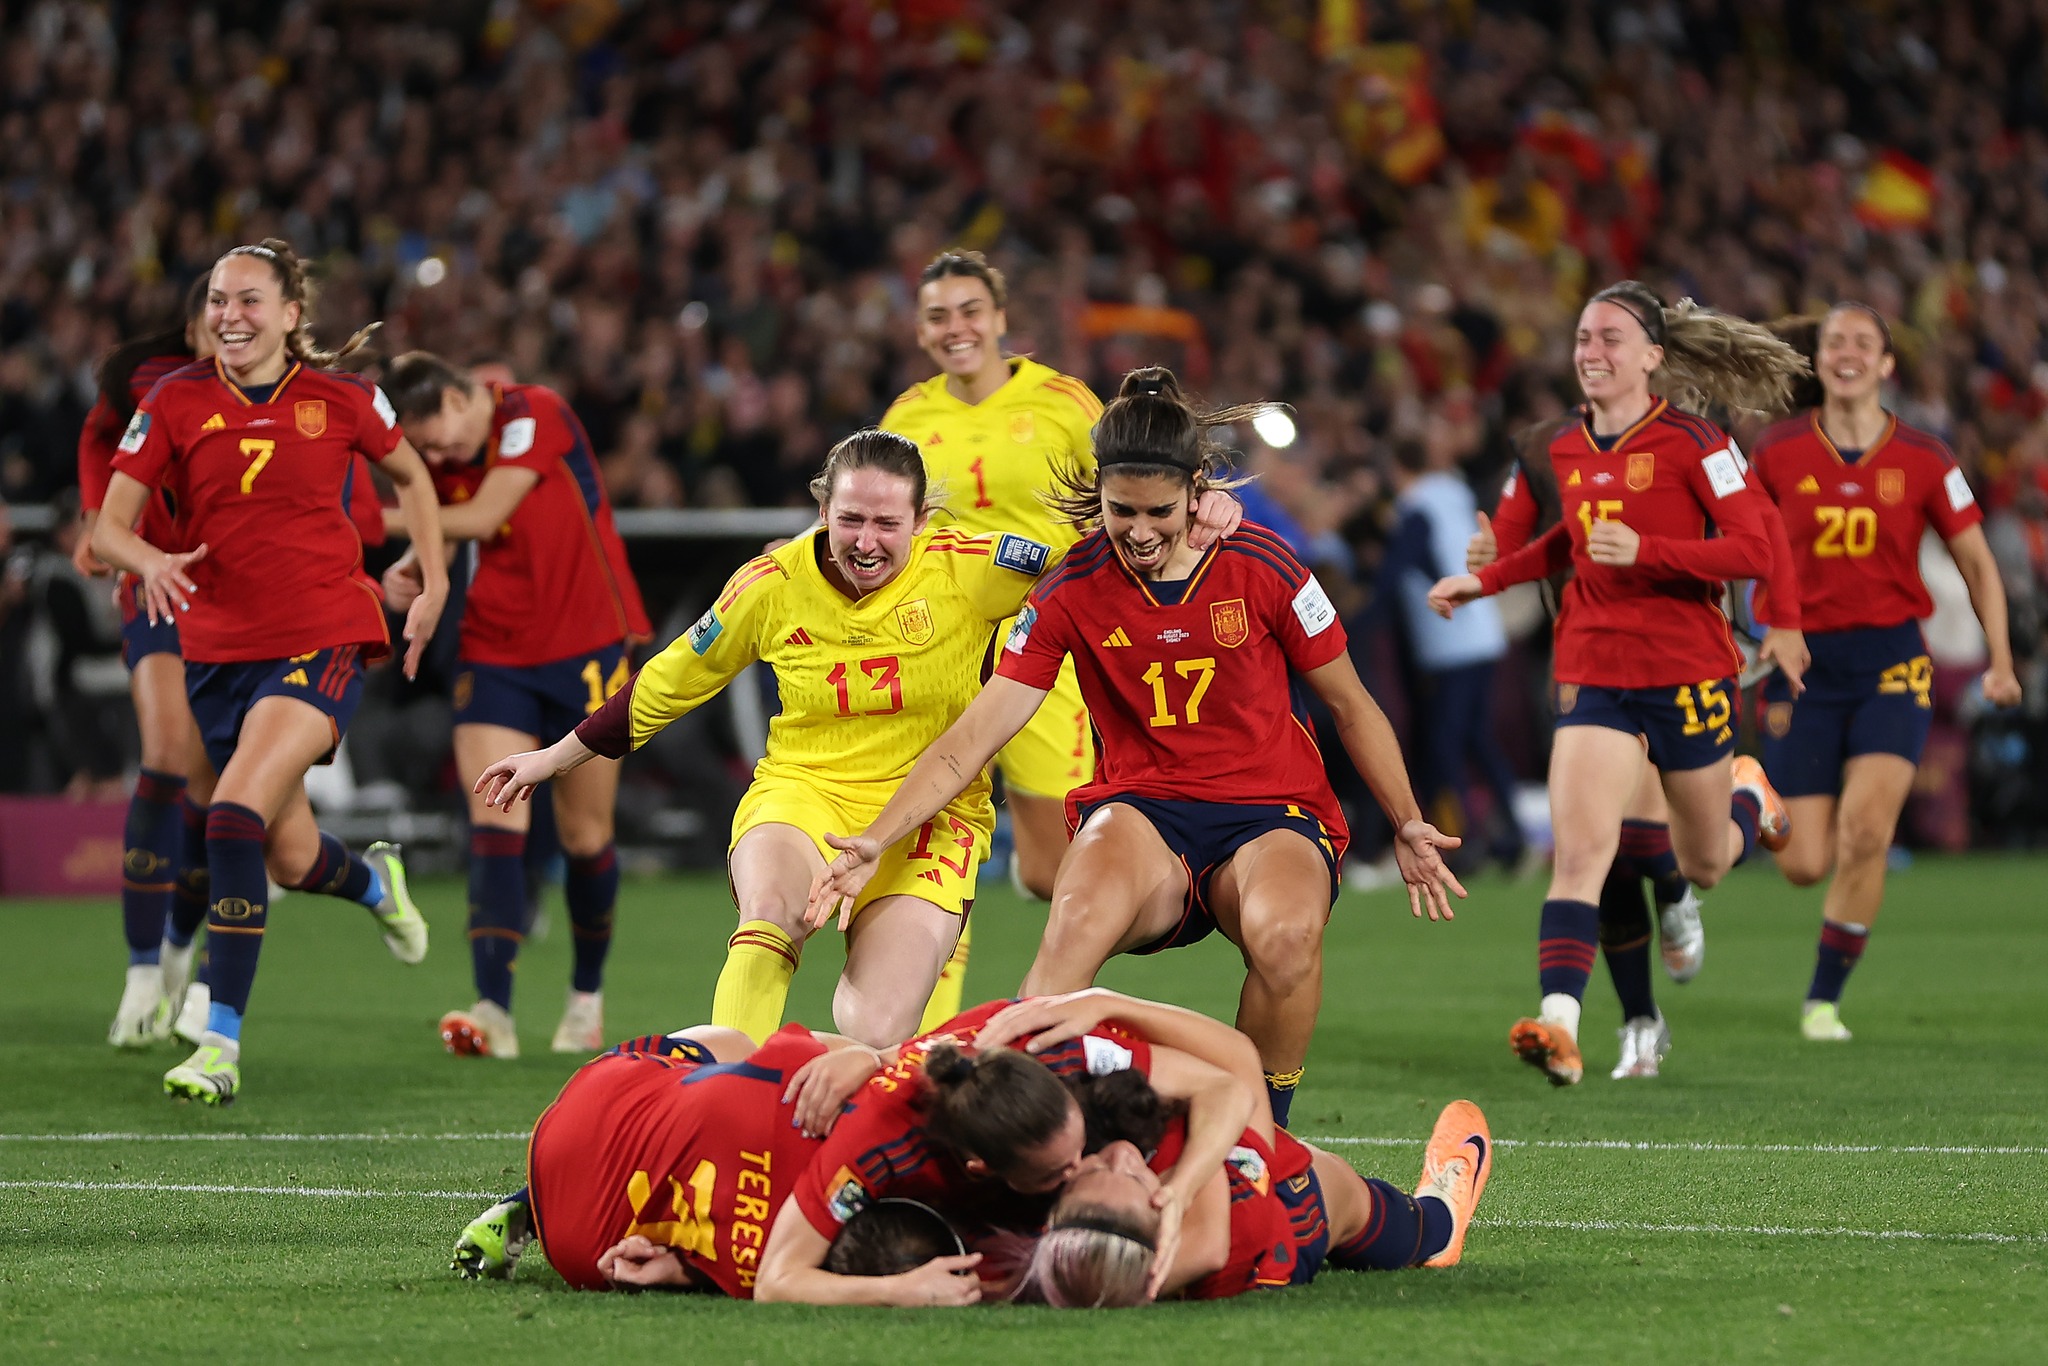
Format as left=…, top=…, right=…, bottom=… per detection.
left=711, top=920, right=799, bottom=1043
left=916, top=919, right=972, bottom=1035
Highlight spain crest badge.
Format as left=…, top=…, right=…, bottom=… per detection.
left=1626, top=452, right=1655, bottom=491
left=896, top=598, right=935, bottom=645
left=1210, top=598, right=1250, bottom=648
left=1878, top=468, right=1905, bottom=504
left=295, top=400, right=328, bottom=438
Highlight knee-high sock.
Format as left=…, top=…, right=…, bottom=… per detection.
left=1729, top=790, right=1763, bottom=866
left=712, top=920, right=799, bottom=1044
left=202, top=803, right=270, bottom=1035
left=1597, top=864, right=1657, bottom=1021
left=468, top=827, right=527, bottom=1010
left=1538, top=899, right=1600, bottom=1005
left=292, top=832, right=383, bottom=906
left=1807, top=920, right=1870, bottom=1003
left=1263, top=1067, right=1304, bottom=1128
left=1619, top=818, right=1688, bottom=906
left=915, top=918, right=971, bottom=1035
left=168, top=796, right=211, bottom=948
left=122, top=768, right=186, bottom=965
left=1326, top=1179, right=1454, bottom=1270
left=564, top=845, right=619, bottom=993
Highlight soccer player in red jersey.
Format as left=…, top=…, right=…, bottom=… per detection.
left=92, top=239, right=449, bottom=1105
left=1430, top=281, right=1809, bottom=1086
left=810, top=368, right=1462, bottom=1126
left=376, top=351, right=651, bottom=1060
left=1747, top=304, right=2019, bottom=1041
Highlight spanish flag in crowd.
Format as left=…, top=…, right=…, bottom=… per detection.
left=1855, top=150, right=1936, bottom=230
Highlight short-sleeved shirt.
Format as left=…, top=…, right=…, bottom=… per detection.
left=425, top=382, right=650, bottom=667
left=995, top=521, right=1349, bottom=841
left=1148, top=1121, right=1318, bottom=1300
left=113, top=358, right=401, bottom=663
left=78, top=351, right=193, bottom=550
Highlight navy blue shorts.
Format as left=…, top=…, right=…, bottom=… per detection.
left=1760, top=621, right=1933, bottom=798
left=118, top=577, right=180, bottom=667
left=1279, top=1159, right=1331, bottom=1287
left=1076, top=795, right=1341, bottom=955
left=1554, top=676, right=1738, bottom=772
left=453, top=643, right=629, bottom=741
left=185, top=646, right=366, bottom=773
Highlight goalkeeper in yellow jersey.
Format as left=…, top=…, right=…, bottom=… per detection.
left=475, top=431, right=1050, bottom=1047
left=882, top=251, right=1240, bottom=1022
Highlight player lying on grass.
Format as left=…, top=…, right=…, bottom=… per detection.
left=450, top=989, right=1261, bottom=1304
left=810, top=367, right=1462, bottom=1125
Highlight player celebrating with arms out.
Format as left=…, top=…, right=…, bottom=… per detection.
left=882, top=251, right=1239, bottom=1026
left=1429, top=281, right=1809, bottom=1086
left=378, top=351, right=652, bottom=1059
left=93, top=239, right=446, bottom=1104
left=813, top=368, right=1462, bottom=1125
left=1748, top=304, right=2019, bottom=1041
left=475, top=431, right=1049, bottom=1048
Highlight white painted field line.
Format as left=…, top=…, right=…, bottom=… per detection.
left=0, top=1179, right=494, bottom=1200
left=0, top=1131, right=529, bottom=1143
left=1477, top=1216, right=2048, bottom=1246
left=1305, top=1136, right=2048, bottom=1157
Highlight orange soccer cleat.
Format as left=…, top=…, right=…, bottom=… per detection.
left=1509, top=1016, right=1583, bottom=1086
left=1732, top=755, right=1792, bottom=852
left=440, top=1000, right=520, bottom=1059
left=1415, top=1099, right=1492, bottom=1268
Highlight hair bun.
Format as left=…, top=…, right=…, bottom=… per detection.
left=923, top=1042, right=975, bottom=1085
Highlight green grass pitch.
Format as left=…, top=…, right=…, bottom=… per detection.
left=3, top=855, right=2045, bottom=1363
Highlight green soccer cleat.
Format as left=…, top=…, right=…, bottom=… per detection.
left=163, top=1042, right=240, bottom=1105
left=364, top=841, right=429, bottom=965
left=453, top=1197, right=533, bottom=1280
left=1801, top=1000, right=1853, bottom=1042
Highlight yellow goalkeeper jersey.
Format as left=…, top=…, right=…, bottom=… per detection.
left=880, top=356, right=1102, bottom=550
left=616, top=526, right=1051, bottom=805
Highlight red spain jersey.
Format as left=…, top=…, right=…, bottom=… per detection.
left=1148, top=1121, right=1318, bottom=1300
left=791, top=999, right=1154, bottom=1242
left=995, top=523, right=1350, bottom=844
left=1749, top=412, right=1981, bottom=633
left=527, top=1023, right=828, bottom=1297
left=1475, top=401, right=1775, bottom=687
left=78, top=351, right=193, bottom=551
left=426, top=383, right=650, bottom=667
left=113, top=358, right=400, bottom=663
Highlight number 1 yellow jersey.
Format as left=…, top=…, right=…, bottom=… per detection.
left=609, top=526, right=1051, bottom=810
left=879, top=356, right=1101, bottom=550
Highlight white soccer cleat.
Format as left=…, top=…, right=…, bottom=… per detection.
left=109, top=964, right=171, bottom=1048
left=1658, top=887, right=1705, bottom=983
left=1801, top=1000, right=1853, bottom=1042
left=163, top=1037, right=240, bottom=1105
left=441, top=1000, right=520, bottom=1059
left=172, top=981, right=211, bottom=1047
left=552, top=990, right=604, bottom=1055
left=159, top=938, right=198, bottom=1017
left=364, top=841, right=429, bottom=965
left=1610, top=1013, right=1670, bottom=1079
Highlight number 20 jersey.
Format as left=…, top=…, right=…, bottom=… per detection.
left=995, top=522, right=1350, bottom=843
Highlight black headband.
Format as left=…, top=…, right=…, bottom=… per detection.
left=1829, top=302, right=1895, bottom=353
left=1598, top=295, right=1664, bottom=345
left=871, top=1198, right=966, bottom=1257
left=1052, top=1215, right=1157, bottom=1252
left=1097, top=446, right=1198, bottom=472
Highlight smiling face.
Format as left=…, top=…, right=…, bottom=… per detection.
left=1574, top=298, right=1662, bottom=409
left=404, top=384, right=496, bottom=466
left=1099, top=470, right=1193, bottom=577
left=915, top=275, right=1007, bottom=384
left=1816, top=307, right=1895, bottom=407
left=207, top=253, right=299, bottom=380
left=822, top=466, right=928, bottom=595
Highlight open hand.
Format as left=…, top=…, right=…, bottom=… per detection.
left=474, top=747, right=561, bottom=809
left=1759, top=627, right=1809, bottom=698
left=140, top=543, right=209, bottom=624
left=781, top=1044, right=884, bottom=1137
left=806, top=833, right=885, bottom=930
left=976, top=989, right=1117, bottom=1056
left=888, top=1253, right=984, bottom=1306
left=1393, top=818, right=1466, bottom=921
left=1426, top=573, right=1483, bottom=619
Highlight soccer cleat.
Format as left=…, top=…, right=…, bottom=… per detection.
left=159, top=938, right=198, bottom=1018
left=1415, top=1099, right=1491, bottom=1268
left=1801, top=1000, right=1853, bottom=1042
left=364, top=841, right=429, bottom=965
left=552, top=989, right=604, bottom=1055
left=1731, top=756, right=1792, bottom=853
left=1509, top=1016, right=1583, bottom=1086
left=453, top=1196, right=534, bottom=1280
left=440, top=1000, right=519, bottom=1059
left=172, top=981, right=211, bottom=1047
left=1658, top=886, right=1705, bottom=983
left=163, top=1042, right=240, bottom=1104
left=1610, top=1013, right=1671, bottom=1079
left=109, top=964, right=171, bottom=1048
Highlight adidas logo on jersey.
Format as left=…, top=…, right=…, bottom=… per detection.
left=282, top=669, right=310, bottom=687
left=1566, top=469, right=1582, bottom=486
left=786, top=628, right=814, bottom=646
left=1797, top=475, right=1821, bottom=493
left=201, top=413, right=226, bottom=432
left=1101, top=627, right=1132, bottom=647
left=927, top=432, right=944, bottom=445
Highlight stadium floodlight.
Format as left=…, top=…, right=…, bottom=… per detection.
left=1252, top=409, right=1297, bottom=449
left=415, top=257, right=447, bottom=288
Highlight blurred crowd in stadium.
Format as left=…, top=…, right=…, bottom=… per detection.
left=4, top=0, right=2047, bottom=848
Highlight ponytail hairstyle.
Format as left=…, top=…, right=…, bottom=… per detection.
left=1050, top=366, right=1265, bottom=528
left=919, top=1042, right=1075, bottom=1179
left=1014, top=1199, right=1160, bottom=1308
left=918, top=250, right=1008, bottom=309
left=808, top=428, right=942, bottom=516
left=216, top=238, right=381, bottom=369
left=383, top=350, right=479, bottom=425
left=97, top=275, right=209, bottom=421
left=1586, top=280, right=1810, bottom=417
left=1768, top=302, right=1895, bottom=412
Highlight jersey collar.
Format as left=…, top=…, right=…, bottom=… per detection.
left=934, top=356, right=1027, bottom=410
left=1810, top=410, right=1896, bottom=466
left=213, top=355, right=303, bottom=406
left=1579, top=397, right=1666, bottom=453
left=1110, top=533, right=1222, bottom=608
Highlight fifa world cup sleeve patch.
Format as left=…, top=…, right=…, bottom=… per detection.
left=1082, top=1035, right=1133, bottom=1076
left=1004, top=603, right=1037, bottom=655
left=1945, top=467, right=1976, bottom=511
left=825, top=1167, right=870, bottom=1224
left=1702, top=448, right=1746, bottom=499
left=994, top=533, right=1050, bottom=576
left=1501, top=469, right=1518, bottom=496
left=117, top=411, right=150, bottom=454
left=1291, top=576, right=1338, bottom=637
left=1726, top=438, right=1748, bottom=473
left=687, top=607, right=723, bottom=655
left=498, top=417, right=538, bottom=459
left=372, top=386, right=398, bottom=429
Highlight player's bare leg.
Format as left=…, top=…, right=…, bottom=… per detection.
left=1005, top=790, right=1070, bottom=900
left=1800, top=754, right=1916, bottom=1041
left=1775, top=795, right=1841, bottom=887
left=1658, top=755, right=1743, bottom=889
left=719, top=824, right=825, bottom=1042
left=837, top=894, right=961, bottom=1046
left=1208, top=829, right=1330, bottom=1123
left=551, top=753, right=624, bottom=1052
left=1019, top=803, right=1190, bottom=995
